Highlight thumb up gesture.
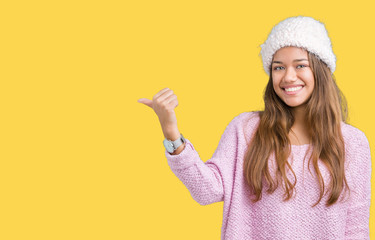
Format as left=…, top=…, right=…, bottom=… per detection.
left=138, top=88, right=179, bottom=139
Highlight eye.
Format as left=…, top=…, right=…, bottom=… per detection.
left=297, top=65, right=307, bottom=69
left=273, top=66, right=284, bottom=71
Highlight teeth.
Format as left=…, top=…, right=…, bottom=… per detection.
left=284, top=86, right=302, bottom=92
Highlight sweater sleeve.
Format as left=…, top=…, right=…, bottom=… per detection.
left=345, top=130, right=372, bottom=239
left=165, top=113, right=242, bottom=206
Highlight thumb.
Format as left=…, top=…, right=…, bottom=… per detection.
left=137, top=98, right=153, bottom=108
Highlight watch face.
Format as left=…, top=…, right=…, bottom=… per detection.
left=163, top=139, right=174, bottom=153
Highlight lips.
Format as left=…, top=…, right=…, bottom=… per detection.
left=284, top=86, right=302, bottom=92
left=282, top=85, right=304, bottom=95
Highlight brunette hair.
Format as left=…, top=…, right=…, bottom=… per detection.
left=243, top=49, right=350, bottom=207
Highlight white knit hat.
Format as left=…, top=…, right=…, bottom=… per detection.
left=259, top=16, right=336, bottom=76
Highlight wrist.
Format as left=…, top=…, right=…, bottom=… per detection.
left=163, top=127, right=180, bottom=141
left=163, top=133, right=186, bottom=154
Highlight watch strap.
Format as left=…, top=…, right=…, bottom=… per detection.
left=171, top=133, right=185, bottom=149
left=164, top=133, right=185, bottom=153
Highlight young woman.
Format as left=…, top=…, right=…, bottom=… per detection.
left=138, top=16, right=372, bottom=239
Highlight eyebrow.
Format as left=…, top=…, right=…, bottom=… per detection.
left=272, top=59, right=309, bottom=64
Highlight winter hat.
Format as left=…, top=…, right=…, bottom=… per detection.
left=259, top=16, right=336, bottom=76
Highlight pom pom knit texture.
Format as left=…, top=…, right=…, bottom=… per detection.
left=259, top=16, right=336, bottom=76
left=165, top=112, right=371, bottom=240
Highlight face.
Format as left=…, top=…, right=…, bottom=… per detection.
left=271, top=46, right=315, bottom=109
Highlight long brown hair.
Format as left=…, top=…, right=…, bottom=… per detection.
left=243, top=50, right=350, bottom=207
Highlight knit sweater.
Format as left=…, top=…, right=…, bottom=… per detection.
left=165, top=111, right=372, bottom=240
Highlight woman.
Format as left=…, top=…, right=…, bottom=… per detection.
left=138, top=16, right=371, bottom=239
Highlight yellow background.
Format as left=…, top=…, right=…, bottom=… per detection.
left=1, top=0, right=374, bottom=239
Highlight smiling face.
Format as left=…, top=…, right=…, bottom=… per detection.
left=271, top=46, right=315, bottom=109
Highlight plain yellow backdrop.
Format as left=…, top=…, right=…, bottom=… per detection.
left=1, top=0, right=374, bottom=239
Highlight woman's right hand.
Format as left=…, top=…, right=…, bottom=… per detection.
left=137, top=88, right=179, bottom=137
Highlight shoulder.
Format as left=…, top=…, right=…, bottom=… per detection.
left=226, top=111, right=261, bottom=141
left=229, top=111, right=260, bottom=128
left=341, top=122, right=371, bottom=168
left=341, top=122, right=370, bottom=149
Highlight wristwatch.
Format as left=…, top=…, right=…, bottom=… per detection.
left=163, top=133, right=186, bottom=153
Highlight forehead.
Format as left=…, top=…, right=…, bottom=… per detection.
left=273, top=46, right=308, bottom=60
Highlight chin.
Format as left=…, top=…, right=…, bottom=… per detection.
left=285, top=101, right=308, bottom=108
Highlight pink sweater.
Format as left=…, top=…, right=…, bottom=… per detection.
left=165, top=111, right=372, bottom=240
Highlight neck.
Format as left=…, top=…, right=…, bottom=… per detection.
left=292, top=105, right=307, bottom=127
left=289, top=105, right=311, bottom=145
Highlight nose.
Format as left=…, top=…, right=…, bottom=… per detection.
left=283, top=67, right=298, bottom=83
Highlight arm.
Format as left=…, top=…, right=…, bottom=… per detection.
left=345, top=131, right=372, bottom=239
left=165, top=114, right=242, bottom=206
